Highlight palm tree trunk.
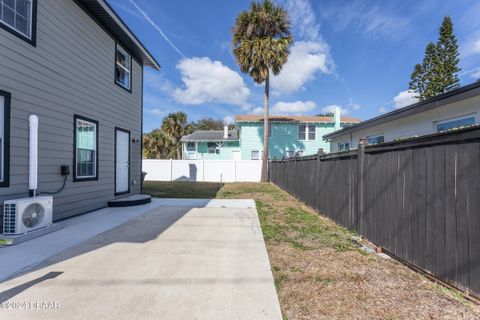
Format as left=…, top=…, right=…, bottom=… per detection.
left=261, top=70, right=270, bottom=182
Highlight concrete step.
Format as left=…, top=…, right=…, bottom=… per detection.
left=108, top=194, right=151, bottom=207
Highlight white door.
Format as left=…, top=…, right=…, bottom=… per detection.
left=115, top=129, right=130, bottom=194
left=232, top=150, right=241, bottom=160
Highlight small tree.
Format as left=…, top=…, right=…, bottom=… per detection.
left=232, top=0, right=293, bottom=181
left=161, top=112, right=192, bottom=159
left=409, top=16, right=460, bottom=100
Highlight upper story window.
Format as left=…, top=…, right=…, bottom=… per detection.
left=0, top=90, right=10, bottom=187
left=74, top=115, right=98, bottom=181
left=0, top=0, right=36, bottom=45
left=367, top=134, right=385, bottom=145
left=298, top=124, right=316, bottom=141
left=435, top=115, right=475, bottom=133
left=115, top=44, right=131, bottom=91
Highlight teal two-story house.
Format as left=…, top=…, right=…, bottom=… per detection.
left=181, top=113, right=360, bottom=160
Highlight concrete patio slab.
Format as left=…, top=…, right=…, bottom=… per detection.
left=0, top=199, right=281, bottom=320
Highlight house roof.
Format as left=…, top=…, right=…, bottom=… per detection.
left=235, top=115, right=361, bottom=123
left=324, top=81, right=480, bottom=140
left=77, top=0, right=160, bottom=70
left=181, top=130, right=239, bottom=142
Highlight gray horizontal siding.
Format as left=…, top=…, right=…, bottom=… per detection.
left=0, top=0, right=144, bottom=221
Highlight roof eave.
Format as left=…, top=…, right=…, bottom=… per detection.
left=324, top=82, right=480, bottom=140
left=77, top=0, right=160, bottom=70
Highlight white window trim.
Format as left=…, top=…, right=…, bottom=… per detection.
left=298, top=123, right=316, bottom=141
left=434, top=113, right=476, bottom=132
left=74, top=117, right=98, bottom=180
left=115, top=44, right=132, bottom=90
left=0, top=0, right=34, bottom=39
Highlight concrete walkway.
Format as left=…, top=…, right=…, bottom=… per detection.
left=0, top=199, right=282, bottom=320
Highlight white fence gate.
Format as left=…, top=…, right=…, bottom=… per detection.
left=142, top=159, right=262, bottom=182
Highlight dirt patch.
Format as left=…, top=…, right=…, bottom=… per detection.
left=146, top=182, right=480, bottom=319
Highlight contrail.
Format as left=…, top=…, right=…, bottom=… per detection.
left=128, top=0, right=186, bottom=58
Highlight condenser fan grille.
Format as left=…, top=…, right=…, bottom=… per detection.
left=22, top=203, right=45, bottom=228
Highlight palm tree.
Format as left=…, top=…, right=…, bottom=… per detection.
left=143, top=129, right=172, bottom=159
left=232, top=0, right=292, bottom=181
left=161, top=112, right=192, bottom=159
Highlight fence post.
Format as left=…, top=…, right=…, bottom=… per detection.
left=170, top=158, right=173, bottom=181
left=202, top=159, right=205, bottom=182
left=357, top=138, right=367, bottom=233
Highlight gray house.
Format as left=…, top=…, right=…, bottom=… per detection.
left=0, top=0, right=160, bottom=222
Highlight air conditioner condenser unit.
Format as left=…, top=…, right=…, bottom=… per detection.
left=3, top=196, right=53, bottom=235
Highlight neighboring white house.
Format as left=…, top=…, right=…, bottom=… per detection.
left=324, top=82, right=480, bottom=152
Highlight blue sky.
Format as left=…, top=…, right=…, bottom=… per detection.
left=109, top=0, right=480, bottom=132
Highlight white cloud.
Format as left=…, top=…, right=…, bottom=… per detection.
left=319, top=1, right=410, bottom=40
left=472, top=69, right=480, bottom=79
left=173, top=57, right=250, bottom=106
left=271, top=101, right=316, bottom=115
left=252, top=107, right=264, bottom=115
left=348, top=98, right=361, bottom=111
left=379, top=106, right=389, bottom=113
left=282, top=0, right=321, bottom=41
left=145, top=108, right=166, bottom=117
left=462, top=35, right=480, bottom=57
left=223, top=115, right=235, bottom=125
left=272, top=0, right=333, bottom=95
left=321, top=104, right=349, bottom=115
left=393, top=90, right=418, bottom=109
left=271, top=41, right=332, bottom=94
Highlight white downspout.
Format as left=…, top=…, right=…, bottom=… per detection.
left=29, top=115, right=39, bottom=197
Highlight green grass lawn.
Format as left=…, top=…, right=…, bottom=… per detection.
left=143, top=181, right=224, bottom=198
left=143, top=181, right=479, bottom=319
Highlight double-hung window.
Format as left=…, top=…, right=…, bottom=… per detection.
left=298, top=124, right=316, bottom=141
left=0, top=0, right=36, bottom=45
left=74, top=116, right=98, bottom=181
left=0, top=90, right=10, bottom=187
left=115, top=44, right=131, bottom=91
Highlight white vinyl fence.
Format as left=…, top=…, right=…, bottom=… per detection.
left=142, top=159, right=262, bottom=182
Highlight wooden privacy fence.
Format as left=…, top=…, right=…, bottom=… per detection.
left=270, top=126, right=480, bottom=296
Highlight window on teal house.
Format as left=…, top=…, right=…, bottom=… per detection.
left=268, top=124, right=272, bottom=137
left=207, top=142, right=219, bottom=154
left=298, top=124, right=316, bottom=141
left=186, top=142, right=196, bottom=151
